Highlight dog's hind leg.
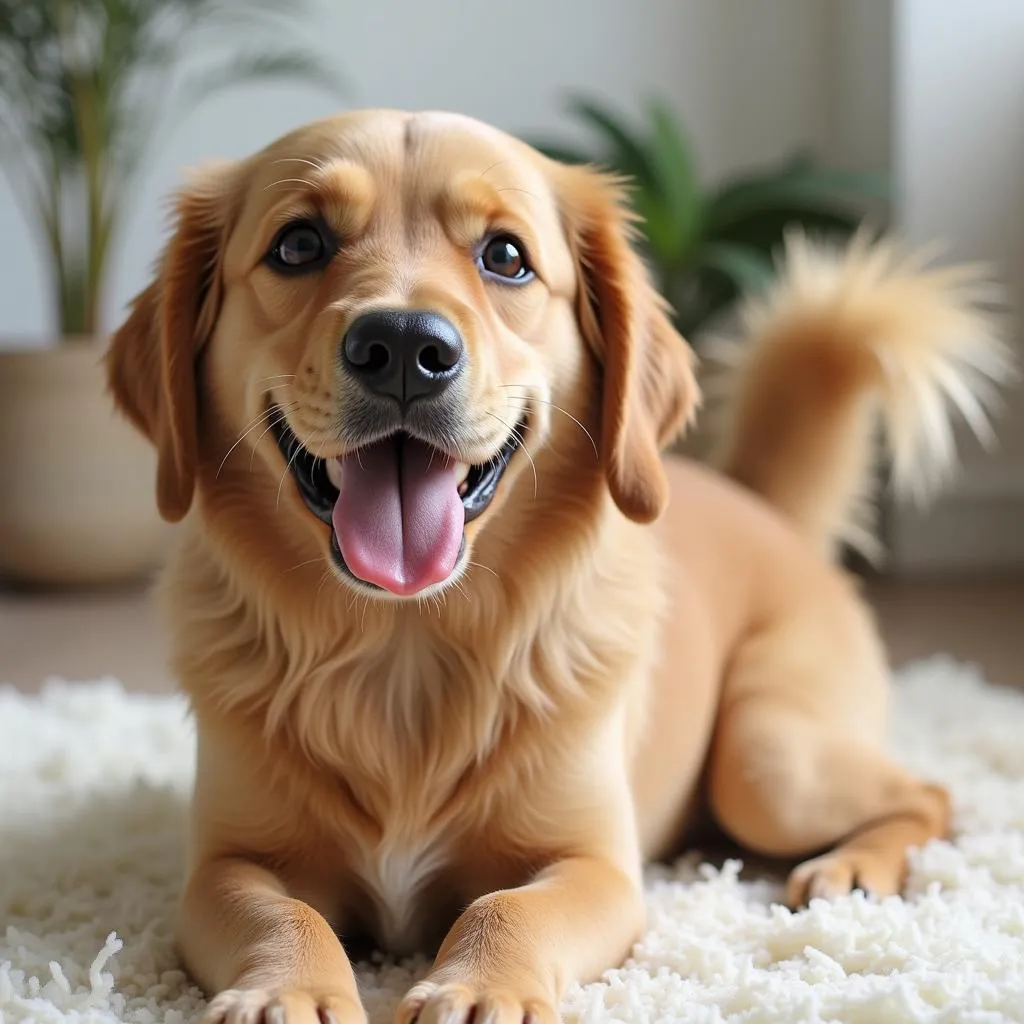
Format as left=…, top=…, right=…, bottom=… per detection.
left=705, top=598, right=950, bottom=906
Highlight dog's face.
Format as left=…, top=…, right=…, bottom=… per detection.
left=107, top=110, right=698, bottom=600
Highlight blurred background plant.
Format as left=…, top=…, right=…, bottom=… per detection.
left=0, top=0, right=344, bottom=340
left=531, top=95, right=891, bottom=342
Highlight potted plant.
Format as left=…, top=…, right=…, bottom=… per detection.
left=528, top=95, right=890, bottom=461
left=531, top=95, right=890, bottom=340
left=0, top=0, right=343, bottom=588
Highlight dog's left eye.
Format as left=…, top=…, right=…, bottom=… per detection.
left=479, top=235, right=533, bottom=283
left=266, top=219, right=334, bottom=273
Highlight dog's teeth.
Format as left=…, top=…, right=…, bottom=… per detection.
left=458, top=480, right=469, bottom=497
left=325, top=459, right=343, bottom=490
left=455, top=463, right=471, bottom=485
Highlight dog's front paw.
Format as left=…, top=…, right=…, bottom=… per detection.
left=203, top=985, right=366, bottom=1024
left=395, top=981, right=559, bottom=1024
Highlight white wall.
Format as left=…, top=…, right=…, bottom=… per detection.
left=822, top=1, right=894, bottom=175
left=888, top=0, right=1024, bottom=573
left=0, top=0, right=834, bottom=343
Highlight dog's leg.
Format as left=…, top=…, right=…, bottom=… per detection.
left=395, top=855, right=644, bottom=1024
left=707, top=645, right=950, bottom=906
left=179, top=856, right=366, bottom=1024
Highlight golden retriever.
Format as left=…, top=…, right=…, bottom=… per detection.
left=105, top=109, right=1010, bottom=1024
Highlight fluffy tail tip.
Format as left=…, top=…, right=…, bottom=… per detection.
left=709, top=227, right=1018, bottom=513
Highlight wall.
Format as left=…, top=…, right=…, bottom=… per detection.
left=6, top=0, right=1020, bottom=574
left=822, top=1, right=894, bottom=176
left=887, top=0, right=1024, bottom=574
left=0, top=0, right=834, bottom=342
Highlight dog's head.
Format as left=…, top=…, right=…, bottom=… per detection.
left=107, top=110, right=698, bottom=600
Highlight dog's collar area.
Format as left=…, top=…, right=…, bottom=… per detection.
left=268, top=407, right=525, bottom=529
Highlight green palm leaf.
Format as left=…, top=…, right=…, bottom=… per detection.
left=530, top=142, right=596, bottom=167
left=565, top=95, right=657, bottom=185
left=707, top=167, right=889, bottom=234
left=645, top=96, right=701, bottom=263
left=528, top=93, right=887, bottom=342
left=0, top=0, right=347, bottom=337
left=695, top=241, right=776, bottom=295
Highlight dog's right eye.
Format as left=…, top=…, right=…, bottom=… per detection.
left=266, top=219, right=334, bottom=273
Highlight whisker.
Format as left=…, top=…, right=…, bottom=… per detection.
left=264, top=177, right=321, bottom=192
left=217, top=403, right=293, bottom=480
left=437, top=424, right=469, bottom=465
left=284, top=556, right=325, bottom=575
left=257, top=373, right=297, bottom=383
left=272, top=156, right=327, bottom=173
left=498, top=385, right=599, bottom=461
left=467, top=559, right=499, bottom=581
left=316, top=569, right=336, bottom=600
left=249, top=411, right=293, bottom=472
left=276, top=426, right=307, bottom=510
left=477, top=158, right=510, bottom=181
left=487, top=411, right=538, bottom=499
left=496, top=186, right=538, bottom=200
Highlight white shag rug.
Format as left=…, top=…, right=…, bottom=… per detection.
left=2, top=658, right=1024, bottom=1024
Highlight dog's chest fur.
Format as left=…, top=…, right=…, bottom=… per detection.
left=181, top=538, right=658, bottom=953
left=299, top=631, right=540, bottom=952
left=348, top=826, right=453, bottom=952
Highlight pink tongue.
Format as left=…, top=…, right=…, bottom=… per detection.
left=331, top=437, right=465, bottom=596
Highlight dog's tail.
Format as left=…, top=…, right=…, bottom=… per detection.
left=706, top=229, right=1014, bottom=561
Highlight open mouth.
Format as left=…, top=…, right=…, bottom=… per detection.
left=270, top=408, right=523, bottom=596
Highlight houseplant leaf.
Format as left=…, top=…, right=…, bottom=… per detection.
left=565, top=95, right=657, bottom=185
left=695, top=241, right=776, bottom=296
left=528, top=142, right=595, bottom=167
left=525, top=91, right=889, bottom=344
left=710, top=206, right=866, bottom=255
left=707, top=166, right=889, bottom=234
left=632, top=190, right=681, bottom=268
left=645, top=97, right=702, bottom=264
left=0, top=0, right=348, bottom=338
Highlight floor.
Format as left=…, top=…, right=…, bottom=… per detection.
left=2, top=574, right=1023, bottom=694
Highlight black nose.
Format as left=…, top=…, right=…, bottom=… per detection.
left=341, top=310, right=465, bottom=406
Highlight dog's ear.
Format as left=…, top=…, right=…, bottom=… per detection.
left=557, top=165, right=700, bottom=523
left=106, top=160, right=241, bottom=522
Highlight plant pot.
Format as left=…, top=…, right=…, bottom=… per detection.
left=0, top=338, right=173, bottom=589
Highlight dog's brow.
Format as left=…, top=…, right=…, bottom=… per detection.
left=263, top=158, right=375, bottom=209
left=264, top=158, right=377, bottom=240
left=436, top=174, right=533, bottom=247
left=318, top=160, right=376, bottom=206
left=451, top=177, right=505, bottom=214
left=476, top=158, right=511, bottom=182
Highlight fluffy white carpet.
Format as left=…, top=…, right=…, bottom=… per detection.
left=2, top=658, right=1023, bottom=1024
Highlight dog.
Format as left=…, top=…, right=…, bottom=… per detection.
left=105, top=109, right=1011, bottom=1024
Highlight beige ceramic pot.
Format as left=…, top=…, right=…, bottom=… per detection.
left=0, top=338, right=173, bottom=589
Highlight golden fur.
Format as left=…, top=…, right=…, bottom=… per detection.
left=106, top=109, right=1011, bottom=1024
